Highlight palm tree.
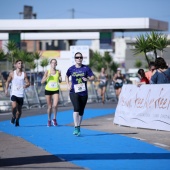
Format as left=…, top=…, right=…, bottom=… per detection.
left=5, top=41, right=17, bottom=69
left=133, top=34, right=151, bottom=66
left=89, top=51, right=103, bottom=72
left=40, top=58, right=49, bottom=72
left=33, top=52, right=41, bottom=82
left=103, top=52, right=118, bottom=75
left=28, top=61, right=36, bottom=85
left=134, top=60, right=142, bottom=68
left=154, top=34, right=170, bottom=57
left=0, top=50, right=6, bottom=61
left=146, top=31, right=162, bottom=59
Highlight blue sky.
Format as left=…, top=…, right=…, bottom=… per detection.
left=0, top=0, right=169, bottom=37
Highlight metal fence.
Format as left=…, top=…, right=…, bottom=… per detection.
left=0, top=80, right=117, bottom=113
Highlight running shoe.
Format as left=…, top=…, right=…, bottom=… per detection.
left=52, top=119, right=57, bottom=126
left=11, top=117, right=16, bottom=124
left=76, top=126, right=81, bottom=136
left=73, top=127, right=78, bottom=135
left=47, top=120, right=51, bottom=127
left=15, top=119, right=19, bottom=127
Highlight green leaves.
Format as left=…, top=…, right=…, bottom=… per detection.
left=133, top=31, right=169, bottom=66
left=89, top=51, right=118, bottom=75
left=0, top=50, right=6, bottom=61
left=33, top=52, right=41, bottom=60
left=40, top=58, right=49, bottom=72
left=133, top=34, right=151, bottom=55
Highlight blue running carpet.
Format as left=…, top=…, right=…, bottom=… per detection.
left=0, top=108, right=170, bottom=170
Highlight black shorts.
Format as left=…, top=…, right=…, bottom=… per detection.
left=45, top=90, right=59, bottom=95
left=69, top=93, right=88, bottom=116
left=114, top=83, right=123, bottom=89
left=98, top=82, right=107, bottom=89
left=11, top=95, right=24, bottom=106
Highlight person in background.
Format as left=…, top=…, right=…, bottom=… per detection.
left=41, top=59, right=62, bottom=127
left=151, top=57, right=170, bottom=84
left=5, top=60, right=30, bottom=127
left=65, top=52, right=95, bottom=136
left=136, top=69, right=149, bottom=86
left=113, top=68, right=124, bottom=100
left=145, top=61, right=155, bottom=81
left=123, top=74, right=132, bottom=84
left=98, top=67, right=108, bottom=104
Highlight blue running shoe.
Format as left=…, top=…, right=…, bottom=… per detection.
left=73, top=127, right=78, bottom=135
left=76, top=126, right=81, bottom=136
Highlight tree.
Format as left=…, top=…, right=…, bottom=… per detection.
left=134, top=60, right=142, bottom=68
left=133, top=34, right=151, bottom=66
left=40, top=58, right=49, bottom=72
left=33, top=51, right=41, bottom=72
left=5, top=41, right=17, bottom=69
left=146, top=31, right=162, bottom=59
left=103, top=52, right=118, bottom=74
left=0, top=50, right=6, bottom=61
left=32, top=52, right=41, bottom=83
left=89, top=51, right=103, bottom=72
left=133, top=31, right=170, bottom=66
left=89, top=51, right=118, bottom=77
left=28, top=61, right=36, bottom=85
left=154, top=34, right=170, bottom=57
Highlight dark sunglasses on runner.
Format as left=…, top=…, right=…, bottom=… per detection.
left=75, top=56, right=83, bottom=59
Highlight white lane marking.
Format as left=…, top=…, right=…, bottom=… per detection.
left=154, top=143, right=170, bottom=148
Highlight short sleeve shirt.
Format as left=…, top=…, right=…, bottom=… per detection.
left=66, top=65, right=94, bottom=96
left=151, top=68, right=170, bottom=84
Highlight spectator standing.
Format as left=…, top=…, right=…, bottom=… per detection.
left=136, top=69, right=149, bottom=86
left=145, top=61, right=155, bottom=81
left=151, top=57, right=170, bottom=84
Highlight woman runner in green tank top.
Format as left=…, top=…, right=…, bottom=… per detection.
left=41, top=59, right=62, bottom=127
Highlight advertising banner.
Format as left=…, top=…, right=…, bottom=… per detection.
left=114, top=84, right=170, bottom=131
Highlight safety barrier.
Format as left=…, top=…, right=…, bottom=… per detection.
left=0, top=80, right=117, bottom=113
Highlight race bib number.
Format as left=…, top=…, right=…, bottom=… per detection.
left=116, top=79, right=123, bottom=83
left=74, top=83, right=86, bottom=93
left=48, top=82, right=58, bottom=88
left=100, top=79, right=106, bottom=84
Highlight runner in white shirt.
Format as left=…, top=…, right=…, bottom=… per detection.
left=5, top=60, right=30, bottom=127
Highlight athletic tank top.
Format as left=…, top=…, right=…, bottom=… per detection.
left=45, top=70, right=60, bottom=91
left=11, top=70, right=25, bottom=97
left=99, top=74, right=107, bottom=85
left=116, top=75, right=123, bottom=84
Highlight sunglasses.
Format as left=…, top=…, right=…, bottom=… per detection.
left=75, top=56, right=83, bottom=59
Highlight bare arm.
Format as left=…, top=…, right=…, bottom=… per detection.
left=24, top=72, right=30, bottom=88
left=136, top=81, right=146, bottom=87
left=41, top=71, right=49, bottom=84
left=112, top=74, right=117, bottom=83
left=58, top=70, right=62, bottom=83
left=5, top=72, right=13, bottom=95
left=65, top=75, right=71, bottom=90
left=88, top=75, right=95, bottom=81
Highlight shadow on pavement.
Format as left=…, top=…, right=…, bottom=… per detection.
left=56, top=153, right=170, bottom=161
left=0, top=155, right=66, bottom=167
